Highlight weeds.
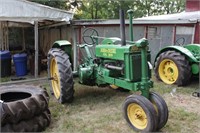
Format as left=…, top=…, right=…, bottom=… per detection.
left=43, top=77, right=200, bottom=133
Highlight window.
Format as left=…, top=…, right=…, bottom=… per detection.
left=148, top=26, right=161, bottom=39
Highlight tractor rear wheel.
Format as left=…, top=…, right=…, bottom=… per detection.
left=150, top=92, right=168, bottom=130
left=154, top=50, right=191, bottom=86
left=123, top=95, right=157, bottom=132
left=48, top=48, right=74, bottom=103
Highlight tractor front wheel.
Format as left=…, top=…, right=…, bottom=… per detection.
left=48, top=48, right=74, bottom=103
left=123, top=95, right=157, bottom=132
left=150, top=92, right=168, bottom=130
left=154, top=50, right=191, bottom=86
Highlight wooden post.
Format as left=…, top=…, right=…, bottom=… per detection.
left=34, top=21, right=38, bottom=78
left=0, top=22, right=2, bottom=50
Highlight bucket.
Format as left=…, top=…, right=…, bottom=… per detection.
left=0, top=50, right=11, bottom=77
left=13, top=53, right=27, bottom=76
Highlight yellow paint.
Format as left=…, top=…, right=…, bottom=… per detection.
left=100, top=48, right=116, bottom=57
left=127, top=103, right=148, bottom=130
left=131, top=46, right=140, bottom=52
left=50, top=58, right=61, bottom=99
left=158, top=59, right=179, bottom=84
left=108, top=53, right=113, bottom=57
left=110, top=84, right=119, bottom=89
left=103, top=53, right=108, bottom=56
left=100, top=48, right=116, bottom=54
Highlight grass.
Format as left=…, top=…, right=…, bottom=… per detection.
left=40, top=76, right=200, bottom=133
left=1, top=73, right=199, bottom=132
left=0, top=77, right=10, bottom=82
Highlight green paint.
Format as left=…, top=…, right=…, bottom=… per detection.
left=52, top=40, right=72, bottom=65
left=77, top=10, right=153, bottom=99
left=155, top=44, right=200, bottom=77
left=191, top=63, right=199, bottom=74
left=127, top=9, right=134, bottom=41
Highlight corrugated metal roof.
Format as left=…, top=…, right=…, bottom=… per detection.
left=0, top=0, right=74, bottom=24
left=72, top=19, right=129, bottom=25
left=133, top=11, right=200, bottom=24
left=73, top=11, right=199, bottom=25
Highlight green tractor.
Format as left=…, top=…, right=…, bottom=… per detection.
left=154, top=42, right=200, bottom=86
left=47, top=10, right=168, bottom=132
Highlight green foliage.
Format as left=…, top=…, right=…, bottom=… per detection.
left=75, top=0, right=185, bottom=19
left=29, top=0, right=71, bottom=10
left=29, top=0, right=185, bottom=19
left=0, top=77, right=10, bottom=83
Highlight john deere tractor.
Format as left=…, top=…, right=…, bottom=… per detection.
left=154, top=41, right=200, bottom=86
left=47, top=10, right=168, bottom=132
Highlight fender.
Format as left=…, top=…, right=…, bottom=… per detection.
left=52, top=40, right=72, bottom=65
left=154, top=45, right=199, bottom=66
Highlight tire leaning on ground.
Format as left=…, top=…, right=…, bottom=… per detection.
left=1, top=109, right=51, bottom=132
left=0, top=85, right=49, bottom=125
left=47, top=48, right=74, bottom=103
left=154, top=50, right=191, bottom=86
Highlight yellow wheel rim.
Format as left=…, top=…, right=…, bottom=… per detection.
left=50, top=58, right=61, bottom=99
left=158, top=59, right=179, bottom=84
left=110, top=84, right=119, bottom=89
left=127, top=103, right=147, bottom=130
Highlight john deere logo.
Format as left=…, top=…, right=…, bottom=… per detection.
left=100, top=48, right=116, bottom=54
left=100, top=48, right=116, bottom=57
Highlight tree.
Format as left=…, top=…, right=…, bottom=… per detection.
left=29, top=0, right=81, bottom=11
left=29, top=0, right=185, bottom=19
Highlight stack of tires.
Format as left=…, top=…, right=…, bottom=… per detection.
left=0, top=85, right=51, bottom=132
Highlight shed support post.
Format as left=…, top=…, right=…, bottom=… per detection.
left=72, top=26, right=77, bottom=72
left=34, top=21, right=38, bottom=78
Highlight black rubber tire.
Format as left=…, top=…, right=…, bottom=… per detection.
left=122, top=95, right=158, bottom=132
left=48, top=48, right=74, bottom=103
left=1, top=109, right=51, bottom=132
left=0, top=85, right=49, bottom=125
left=150, top=92, right=168, bottom=130
left=154, top=50, right=191, bottom=86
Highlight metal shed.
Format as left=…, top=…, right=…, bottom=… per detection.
left=0, top=0, right=73, bottom=79
left=71, top=0, right=200, bottom=63
left=72, top=10, right=200, bottom=63
left=133, top=11, right=200, bottom=62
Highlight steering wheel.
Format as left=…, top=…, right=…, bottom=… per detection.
left=83, top=28, right=99, bottom=45
left=175, top=37, right=185, bottom=46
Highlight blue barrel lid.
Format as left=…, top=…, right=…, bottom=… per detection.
left=0, top=50, right=11, bottom=59
left=13, top=53, right=27, bottom=59
left=13, top=53, right=27, bottom=58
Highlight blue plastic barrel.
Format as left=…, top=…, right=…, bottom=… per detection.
left=13, top=53, right=27, bottom=76
left=0, top=50, right=11, bottom=77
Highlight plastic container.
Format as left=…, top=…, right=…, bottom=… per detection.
left=0, top=50, right=11, bottom=77
left=13, top=53, right=27, bottom=76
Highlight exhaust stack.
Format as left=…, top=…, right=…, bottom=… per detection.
left=120, top=9, right=126, bottom=46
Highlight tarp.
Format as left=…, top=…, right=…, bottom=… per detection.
left=0, top=0, right=74, bottom=24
